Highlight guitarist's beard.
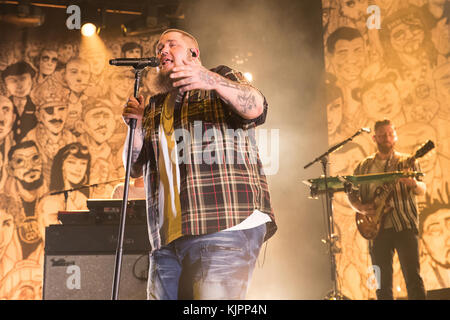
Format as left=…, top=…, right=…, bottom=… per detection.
left=377, top=142, right=394, bottom=155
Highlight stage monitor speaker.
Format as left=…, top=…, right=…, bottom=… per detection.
left=43, top=253, right=148, bottom=300
left=43, top=224, right=150, bottom=300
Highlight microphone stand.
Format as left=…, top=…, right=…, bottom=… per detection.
left=49, top=177, right=125, bottom=210
left=304, top=129, right=367, bottom=300
left=111, top=66, right=145, bottom=300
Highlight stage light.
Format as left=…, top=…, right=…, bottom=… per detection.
left=81, top=22, right=96, bottom=37
left=79, top=4, right=106, bottom=37
left=244, top=72, right=253, bottom=82
left=0, top=3, right=45, bottom=27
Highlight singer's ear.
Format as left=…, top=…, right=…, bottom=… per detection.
left=190, top=48, right=199, bottom=58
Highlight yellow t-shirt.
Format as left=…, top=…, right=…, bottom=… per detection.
left=159, top=93, right=182, bottom=244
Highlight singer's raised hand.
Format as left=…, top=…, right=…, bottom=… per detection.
left=170, top=64, right=220, bottom=94
left=122, top=95, right=145, bottom=127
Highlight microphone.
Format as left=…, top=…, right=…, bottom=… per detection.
left=109, top=57, right=160, bottom=68
left=361, top=127, right=371, bottom=133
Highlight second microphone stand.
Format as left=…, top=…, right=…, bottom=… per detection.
left=304, top=128, right=367, bottom=300
left=50, top=177, right=125, bottom=210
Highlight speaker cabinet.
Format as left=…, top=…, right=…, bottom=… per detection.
left=43, top=224, right=150, bottom=300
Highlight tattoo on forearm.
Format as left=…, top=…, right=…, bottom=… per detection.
left=202, top=71, right=257, bottom=114
left=236, top=86, right=256, bottom=114
left=220, top=81, right=257, bottom=113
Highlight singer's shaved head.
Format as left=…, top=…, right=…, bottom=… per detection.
left=159, top=29, right=199, bottom=50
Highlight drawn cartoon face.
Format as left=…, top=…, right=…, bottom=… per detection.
left=58, top=43, right=75, bottom=64
left=84, top=106, right=115, bottom=144
left=65, top=59, right=91, bottom=93
left=4, top=73, right=33, bottom=98
left=124, top=47, right=142, bottom=58
left=362, top=82, right=402, bottom=121
left=0, top=96, right=15, bottom=141
left=330, top=37, right=365, bottom=82
left=389, top=19, right=425, bottom=55
left=63, top=154, right=89, bottom=185
left=9, top=145, right=42, bottom=186
left=38, top=104, right=68, bottom=135
left=39, top=50, right=58, bottom=76
left=422, top=208, right=450, bottom=267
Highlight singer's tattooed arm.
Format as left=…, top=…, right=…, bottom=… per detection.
left=171, top=65, right=264, bottom=119
left=198, top=69, right=263, bottom=119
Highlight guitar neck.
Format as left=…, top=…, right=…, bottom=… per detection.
left=348, top=171, right=423, bottom=185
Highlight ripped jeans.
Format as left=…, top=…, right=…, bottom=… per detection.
left=147, top=223, right=266, bottom=300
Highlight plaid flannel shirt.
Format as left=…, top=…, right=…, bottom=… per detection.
left=353, top=151, right=423, bottom=234
left=134, top=65, right=277, bottom=251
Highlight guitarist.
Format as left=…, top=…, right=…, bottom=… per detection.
left=347, top=119, right=427, bottom=300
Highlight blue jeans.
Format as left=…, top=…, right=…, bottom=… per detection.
left=147, top=223, right=266, bottom=300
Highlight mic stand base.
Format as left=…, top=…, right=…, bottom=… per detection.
left=320, top=157, right=349, bottom=301
left=324, top=290, right=350, bottom=300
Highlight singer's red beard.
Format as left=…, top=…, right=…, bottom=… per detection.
left=153, top=51, right=193, bottom=94
left=152, top=70, right=174, bottom=94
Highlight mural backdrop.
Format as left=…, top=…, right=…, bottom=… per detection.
left=0, top=19, right=161, bottom=298
left=321, top=0, right=450, bottom=299
left=0, top=1, right=449, bottom=300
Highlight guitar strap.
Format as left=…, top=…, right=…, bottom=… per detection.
left=383, top=155, right=390, bottom=173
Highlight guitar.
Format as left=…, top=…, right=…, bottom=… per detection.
left=355, top=140, right=435, bottom=240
